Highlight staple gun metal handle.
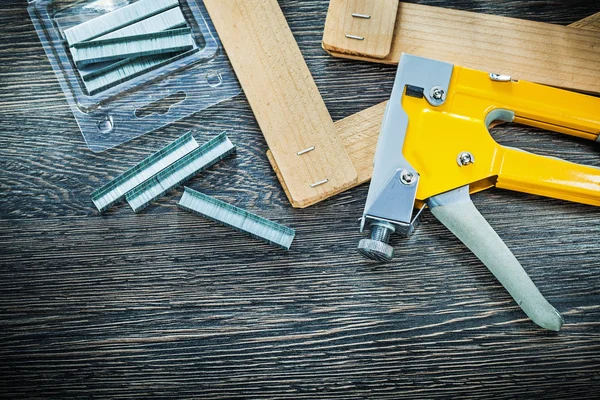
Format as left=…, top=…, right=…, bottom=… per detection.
left=358, top=54, right=600, bottom=330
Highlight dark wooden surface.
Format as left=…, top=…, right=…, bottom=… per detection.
left=1, top=0, right=600, bottom=398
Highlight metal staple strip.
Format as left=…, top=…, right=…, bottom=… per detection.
left=79, top=7, right=189, bottom=81
left=64, top=0, right=180, bottom=46
left=84, top=50, right=196, bottom=95
left=91, top=132, right=199, bottom=212
left=94, top=7, right=187, bottom=41
left=178, top=187, right=296, bottom=250
left=126, top=133, right=236, bottom=213
left=72, top=28, right=194, bottom=67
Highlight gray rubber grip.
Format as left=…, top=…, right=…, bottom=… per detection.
left=429, top=196, right=564, bottom=331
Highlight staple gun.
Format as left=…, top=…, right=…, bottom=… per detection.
left=358, top=54, right=600, bottom=331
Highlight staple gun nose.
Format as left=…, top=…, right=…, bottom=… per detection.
left=359, top=54, right=600, bottom=330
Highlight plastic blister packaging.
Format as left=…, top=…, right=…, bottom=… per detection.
left=28, top=0, right=241, bottom=152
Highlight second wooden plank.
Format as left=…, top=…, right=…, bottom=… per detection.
left=322, top=0, right=399, bottom=59
left=323, top=3, right=600, bottom=94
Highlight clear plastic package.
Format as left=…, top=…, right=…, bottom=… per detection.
left=28, top=0, right=241, bottom=152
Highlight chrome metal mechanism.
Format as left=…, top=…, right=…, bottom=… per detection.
left=360, top=54, right=453, bottom=237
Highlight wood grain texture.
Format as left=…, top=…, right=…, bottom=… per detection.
left=1, top=0, right=600, bottom=398
left=323, top=2, right=600, bottom=94
left=570, top=11, right=600, bottom=30
left=269, top=101, right=386, bottom=198
left=322, top=0, right=399, bottom=59
left=203, top=0, right=357, bottom=208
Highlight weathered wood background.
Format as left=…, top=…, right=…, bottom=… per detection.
left=1, top=0, right=599, bottom=398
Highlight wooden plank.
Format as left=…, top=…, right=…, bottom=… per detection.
left=322, top=0, right=398, bottom=59
left=270, top=13, right=600, bottom=204
left=323, top=2, right=600, bottom=94
left=268, top=101, right=385, bottom=203
left=569, top=11, right=600, bottom=30
left=203, top=0, right=357, bottom=208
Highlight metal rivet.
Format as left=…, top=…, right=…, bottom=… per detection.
left=399, top=169, right=416, bottom=185
left=457, top=152, right=475, bottom=166
left=352, top=13, right=371, bottom=19
left=430, top=86, right=445, bottom=101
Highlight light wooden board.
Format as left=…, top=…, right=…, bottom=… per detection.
left=570, top=11, right=600, bottom=30
left=323, top=2, right=600, bottom=94
left=203, top=0, right=357, bottom=208
left=269, top=13, right=600, bottom=204
left=268, top=101, right=386, bottom=195
left=322, top=0, right=398, bottom=59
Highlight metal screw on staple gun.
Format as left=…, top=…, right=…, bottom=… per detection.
left=358, top=222, right=395, bottom=262
left=430, top=86, right=446, bottom=101
left=400, top=169, right=416, bottom=185
left=457, top=152, right=475, bottom=166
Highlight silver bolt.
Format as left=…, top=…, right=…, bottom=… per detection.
left=457, top=152, right=475, bottom=166
left=430, top=86, right=445, bottom=101
left=399, top=169, right=416, bottom=185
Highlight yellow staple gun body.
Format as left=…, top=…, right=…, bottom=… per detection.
left=359, top=54, right=600, bottom=331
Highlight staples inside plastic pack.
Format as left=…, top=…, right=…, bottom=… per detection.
left=28, top=0, right=241, bottom=152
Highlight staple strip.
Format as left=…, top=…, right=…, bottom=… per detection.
left=84, top=50, right=196, bottom=95
left=126, top=133, right=236, bottom=213
left=80, top=57, right=143, bottom=83
left=64, top=0, right=179, bottom=46
left=72, top=28, right=194, bottom=67
left=178, top=187, right=296, bottom=250
left=94, top=7, right=187, bottom=41
left=91, top=132, right=199, bottom=212
left=79, top=7, right=189, bottom=81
